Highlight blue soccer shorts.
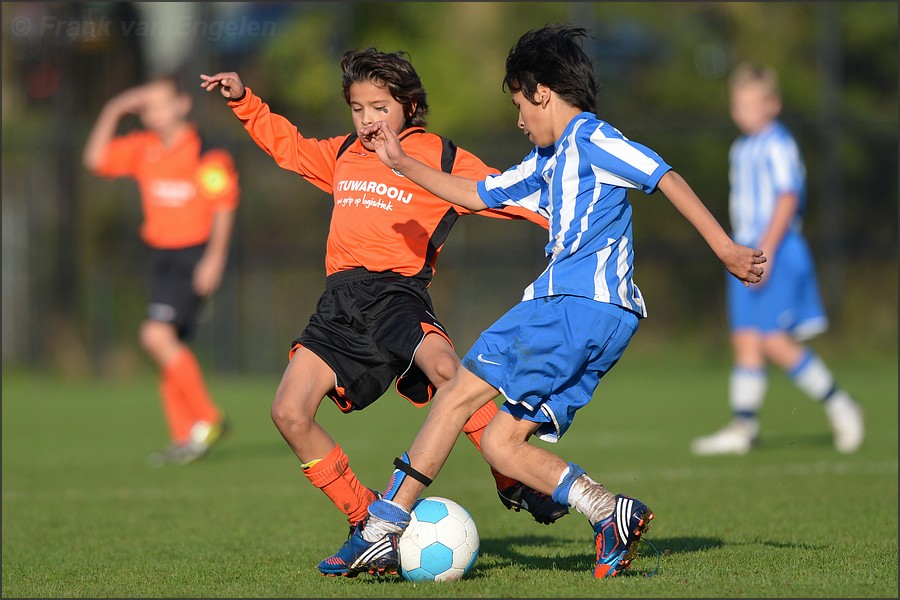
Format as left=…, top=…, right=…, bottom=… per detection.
left=461, top=295, right=639, bottom=443
left=727, top=231, right=828, bottom=341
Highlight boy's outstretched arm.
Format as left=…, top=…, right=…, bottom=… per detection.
left=361, top=121, right=488, bottom=212
left=658, top=170, right=766, bottom=287
left=83, top=85, right=148, bottom=172
left=200, top=72, right=325, bottom=183
left=193, top=208, right=236, bottom=298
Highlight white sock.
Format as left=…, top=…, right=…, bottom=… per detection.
left=730, top=366, right=767, bottom=419
left=790, top=353, right=836, bottom=402
left=567, top=474, right=615, bottom=526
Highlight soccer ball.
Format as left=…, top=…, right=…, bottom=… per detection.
left=398, top=496, right=479, bottom=582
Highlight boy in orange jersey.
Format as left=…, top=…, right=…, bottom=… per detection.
left=84, top=74, right=238, bottom=466
left=201, top=47, right=568, bottom=575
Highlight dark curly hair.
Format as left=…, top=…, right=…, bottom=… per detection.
left=341, top=48, right=429, bottom=128
left=503, top=24, right=598, bottom=114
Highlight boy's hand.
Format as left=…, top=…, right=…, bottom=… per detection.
left=193, top=255, right=225, bottom=298
left=723, top=243, right=767, bottom=287
left=199, top=72, right=245, bottom=100
left=756, top=244, right=776, bottom=286
left=360, top=121, right=406, bottom=170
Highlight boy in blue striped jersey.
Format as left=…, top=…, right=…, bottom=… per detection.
left=691, top=64, right=864, bottom=456
left=321, top=24, right=765, bottom=579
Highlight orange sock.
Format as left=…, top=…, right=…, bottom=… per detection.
left=159, top=372, right=194, bottom=444
left=463, top=401, right=518, bottom=491
left=167, top=347, right=221, bottom=425
left=302, top=444, right=377, bottom=526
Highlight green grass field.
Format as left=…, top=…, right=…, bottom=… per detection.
left=2, top=346, right=897, bottom=598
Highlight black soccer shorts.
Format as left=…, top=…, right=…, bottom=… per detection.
left=292, top=268, right=453, bottom=413
left=146, top=244, right=206, bottom=340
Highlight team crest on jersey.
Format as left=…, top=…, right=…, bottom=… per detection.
left=198, top=163, right=229, bottom=195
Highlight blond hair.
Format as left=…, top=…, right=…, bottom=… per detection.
left=728, top=63, right=780, bottom=98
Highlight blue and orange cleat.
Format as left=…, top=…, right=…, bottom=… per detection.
left=318, top=519, right=400, bottom=578
left=592, top=494, right=654, bottom=579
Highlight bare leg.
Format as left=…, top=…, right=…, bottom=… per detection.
left=391, top=367, right=499, bottom=511
left=270, top=345, right=338, bottom=462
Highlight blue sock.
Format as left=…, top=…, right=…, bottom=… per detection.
left=789, top=349, right=839, bottom=402
left=551, top=462, right=585, bottom=506
left=360, top=499, right=411, bottom=541
left=367, top=499, right=410, bottom=525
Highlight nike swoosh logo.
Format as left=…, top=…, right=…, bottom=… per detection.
left=477, top=353, right=501, bottom=366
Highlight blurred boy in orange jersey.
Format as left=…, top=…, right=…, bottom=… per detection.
left=84, top=74, right=239, bottom=466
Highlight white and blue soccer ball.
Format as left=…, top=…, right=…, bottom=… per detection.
left=398, top=496, right=479, bottom=582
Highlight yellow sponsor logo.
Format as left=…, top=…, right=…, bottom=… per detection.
left=198, top=164, right=229, bottom=195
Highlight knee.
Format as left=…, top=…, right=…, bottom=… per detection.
left=761, top=334, right=782, bottom=355
left=139, top=321, right=175, bottom=359
left=480, top=424, right=509, bottom=468
left=433, top=376, right=486, bottom=420
left=429, top=352, right=461, bottom=389
left=762, top=334, right=802, bottom=368
left=271, top=387, right=314, bottom=434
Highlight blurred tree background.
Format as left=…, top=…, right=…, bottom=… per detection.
left=2, top=2, right=897, bottom=379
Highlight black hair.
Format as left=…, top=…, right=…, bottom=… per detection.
left=503, top=24, right=598, bottom=113
left=340, top=48, right=429, bottom=128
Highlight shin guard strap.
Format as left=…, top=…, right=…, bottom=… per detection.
left=393, top=456, right=433, bottom=487
left=383, top=453, right=407, bottom=501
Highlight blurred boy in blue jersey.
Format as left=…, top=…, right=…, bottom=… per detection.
left=691, top=64, right=864, bottom=456
left=319, top=25, right=766, bottom=580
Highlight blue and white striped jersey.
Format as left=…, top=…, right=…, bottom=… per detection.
left=728, top=120, right=806, bottom=246
left=476, top=112, right=671, bottom=318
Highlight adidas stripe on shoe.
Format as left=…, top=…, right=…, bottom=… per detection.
left=318, top=519, right=400, bottom=577
left=593, top=494, right=654, bottom=579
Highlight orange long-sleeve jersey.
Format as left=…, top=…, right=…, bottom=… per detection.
left=92, top=125, right=240, bottom=249
left=229, top=88, right=546, bottom=281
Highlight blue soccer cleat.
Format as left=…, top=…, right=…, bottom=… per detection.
left=592, top=494, right=654, bottom=579
left=498, top=482, right=570, bottom=525
left=318, top=518, right=400, bottom=577
left=317, top=485, right=383, bottom=574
